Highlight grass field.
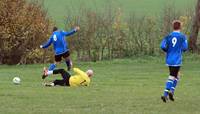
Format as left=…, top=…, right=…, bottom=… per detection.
left=0, top=57, right=200, bottom=114
left=42, top=0, right=196, bottom=28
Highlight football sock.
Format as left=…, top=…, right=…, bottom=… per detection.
left=164, top=76, right=175, bottom=97
left=170, top=76, right=179, bottom=95
left=48, top=63, right=56, bottom=71
left=47, top=71, right=53, bottom=75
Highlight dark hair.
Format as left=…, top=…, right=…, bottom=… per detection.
left=172, top=20, right=181, bottom=30
left=53, top=26, right=58, bottom=32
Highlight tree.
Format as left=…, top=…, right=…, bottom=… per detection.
left=0, top=0, right=52, bottom=64
left=189, top=0, right=200, bottom=52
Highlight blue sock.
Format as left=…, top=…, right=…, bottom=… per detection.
left=163, top=77, right=174, bottom=97
left=48, top=63, right=56, bottom=71
left=170, top=77, right=179, bottom=95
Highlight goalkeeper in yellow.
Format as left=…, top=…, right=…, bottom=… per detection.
left=42, top=67, right=93, bottom=87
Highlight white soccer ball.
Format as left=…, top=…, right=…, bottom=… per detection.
left=13, top=77, right=21, bottom=84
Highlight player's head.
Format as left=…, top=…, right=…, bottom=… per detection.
left=53, top=26, right=58, bottom=32
left=172, top=20, right=181, bottom=31
left=86, top=69, right=93, bottom=77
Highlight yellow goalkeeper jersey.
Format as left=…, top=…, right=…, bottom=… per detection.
left=69, top=68, right=90, bottom=87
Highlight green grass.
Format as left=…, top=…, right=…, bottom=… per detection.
left=42, top=0, right=196, bottom=28
left=0, top=57, right=200, bottom=114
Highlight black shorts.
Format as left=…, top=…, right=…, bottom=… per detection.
left=168, top=66, right=180, bottom=77
left=55, top=51, right=70, bottom=62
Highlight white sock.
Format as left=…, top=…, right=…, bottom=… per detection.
left=47, top=70, right=53, bottom=75
left=50, top=82, right=55, bottom=86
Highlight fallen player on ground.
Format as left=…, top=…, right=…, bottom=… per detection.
left=42, top=68, right=93, bottom=87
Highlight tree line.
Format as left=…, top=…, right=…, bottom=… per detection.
left=0, top=0, right=199, bottom=64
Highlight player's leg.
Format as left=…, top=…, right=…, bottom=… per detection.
left=45, top=69, right=71, bottom=86
left=168, top=66, right=180, bottom=101
left=43, top=55, right=61, bottom=79
left=52, top=80, right=66, bottom=86
left=42, top=60, right=60, bottom=79
left=48, top=54, right=62, bottom=71
left=53, top=69, right=71, bottom=86
left=48, top=62, right=57, bottom=71
left=44, top=79, right=65, bottom=86
left=161, top=66, right=179, bottom=102
left=63, top=51, right=72, bottom=71
left=161, top=76, right=175, bottom=102
left=170, top=72, right=180, bottom=95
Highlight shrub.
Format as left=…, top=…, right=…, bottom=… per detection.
left=0, top=0, right=53, bottom=64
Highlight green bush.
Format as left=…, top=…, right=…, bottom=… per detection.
left=64, top=4, right=193, bottom=62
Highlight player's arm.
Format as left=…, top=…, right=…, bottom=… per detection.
left=73, top=68, right=87, bottom=77
left=40, top=36, right=53, bottom=48
left=181, top=35, right=188, bottom=52
left=160, top=36, right=168, bottom=52
left=62, top=26, right=80, bottom=37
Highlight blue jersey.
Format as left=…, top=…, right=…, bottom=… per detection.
left=160, top=31, right=188, bottom=66
left=42, top=29, right=77, bottom=55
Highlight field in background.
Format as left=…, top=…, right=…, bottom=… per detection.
left=42, top=0, right=196, bottom=28
left=0, top=57, right=200, bottom=114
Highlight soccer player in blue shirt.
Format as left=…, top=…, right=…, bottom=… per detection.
left=160, top=20, right=188, bottom=103
left=40, top=26, right=80, bottom=78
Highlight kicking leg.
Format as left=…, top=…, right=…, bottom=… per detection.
left=48, top=63, right=57, bottom=71
left=53, top=69, right=71, bottom=86
left=45, top=69, right=71, bottom=86
left=43, top=54, right=61, bottom=79
left=42, top=62, right=58, bottom=79
left=48, top=54, right=62, bottom=71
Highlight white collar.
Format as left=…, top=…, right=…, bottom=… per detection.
left=173, top=30, right=180, bottom=33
